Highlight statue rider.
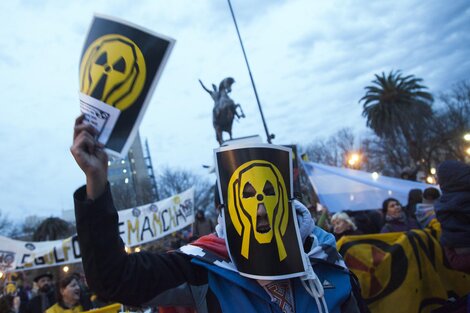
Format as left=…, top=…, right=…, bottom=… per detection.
left=199, top=77, right=245, bottom=145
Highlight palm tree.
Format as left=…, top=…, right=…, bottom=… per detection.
left=360, top=70, right=434, bottom=163
left=33, top=217, right=73, bottom=241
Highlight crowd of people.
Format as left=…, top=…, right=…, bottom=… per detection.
left=0, top=271, right=109, bottom=313
left=313, top=161, right=470, bottom=306
left=317, top=185, right=440, bottom=241
left=0, top=115, right=468, bottom=313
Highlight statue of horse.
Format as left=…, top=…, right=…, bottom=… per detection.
left=199, top=77, right=245, bottom=145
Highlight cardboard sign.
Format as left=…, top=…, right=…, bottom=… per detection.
left=79, top=14, right=175, bottom=157
left=215, top=143, right=307, bottom=280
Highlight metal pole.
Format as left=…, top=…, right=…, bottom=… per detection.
left=227, top=0, right=274, bottom=143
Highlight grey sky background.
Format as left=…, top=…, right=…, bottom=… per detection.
left=0, top=0, right=469, bottom=222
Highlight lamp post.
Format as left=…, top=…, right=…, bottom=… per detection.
left=462, top=133, right=470, bottom=163
left=347, top=153, right=361, bottom=169
left=426, top=176, right=436, bottom=184
left=227, top=0, right=275, bottom=143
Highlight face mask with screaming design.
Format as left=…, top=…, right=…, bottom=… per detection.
left=227, top=160, right=289, bottom=262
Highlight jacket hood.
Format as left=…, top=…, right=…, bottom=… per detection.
left=437, top=160, right=470, bottom=193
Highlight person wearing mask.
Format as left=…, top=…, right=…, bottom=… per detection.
left=45, top=274, right=90, bottom=313
left=70, top=116, right=368, bottom=313
left=434, top=160, right=470, bottom=273
left=380, top=198, right=420, bottom=233
left=24, top=273, right=56, bottom=313
left=331, top=212, right=362, bottom=240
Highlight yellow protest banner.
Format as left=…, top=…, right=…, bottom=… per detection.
left=337, top=221, right=470, bottom=313
left=82, top=303, right=121, bottom=313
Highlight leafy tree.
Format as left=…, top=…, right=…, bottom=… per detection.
left=430, top=81, right=470, bottom=162
left=32, top=217, right=73, bottom=241
left=360, top=70, right=433, bottom=164
left=304, top=80, right=468, bottom=179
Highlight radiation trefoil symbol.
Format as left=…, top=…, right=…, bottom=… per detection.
left=80, top=34, right=146, bottom=111
left=227, top=160, right=289, bottom=261
left=345, top=245, right=389, bottom=299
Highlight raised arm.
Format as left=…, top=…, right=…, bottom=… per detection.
left=70, top=116, right=207, bottom=307
left=70, top=115, right=108, bottom=200
left=198, top=79, right=212, bottom=95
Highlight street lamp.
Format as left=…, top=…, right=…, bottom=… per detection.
left=464, top=133, right=470, bottom=141
left=466, top=147, right=470, bottom=155
left=426, top=176, right=436, bottom=184
left=347, top=153, right=361, bottom=167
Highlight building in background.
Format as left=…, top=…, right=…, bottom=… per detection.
left=108, top=132, right=156, bottom=211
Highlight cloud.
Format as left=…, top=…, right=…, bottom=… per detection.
left=0, top=0, right=469, bottom=221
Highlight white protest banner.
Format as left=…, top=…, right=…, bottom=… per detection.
left=117, top=188, right=194, bottom=247
left=0, top=188, right=194, bottom=272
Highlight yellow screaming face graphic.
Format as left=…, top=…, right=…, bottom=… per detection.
left=227, top=160, right=289, bottom=261
left=80, top=34, right=146, bottom=111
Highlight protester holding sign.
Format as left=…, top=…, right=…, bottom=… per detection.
left=71, top=115, right=367, bottom=313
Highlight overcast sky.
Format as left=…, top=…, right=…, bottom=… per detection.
left=0, top=0, right=469, bottom=222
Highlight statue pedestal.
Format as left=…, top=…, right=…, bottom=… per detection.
left=221, top=135, right=263, bottom=146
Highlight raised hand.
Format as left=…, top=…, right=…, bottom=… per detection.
left=70, top=115, right=108, bottom=200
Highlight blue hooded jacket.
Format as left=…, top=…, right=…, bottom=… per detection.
left=188, top=226, right=354, bottom=313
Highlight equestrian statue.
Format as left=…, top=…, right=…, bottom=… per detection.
left=199, top=77, right=245, bottom=145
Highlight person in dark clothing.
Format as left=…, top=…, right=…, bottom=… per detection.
left=23, top=273, right=56, bottom=313
left=0, top=294, right=19, bottom=313
left=380, top=198, right=420, bottom=233
left=435, top=160, right=470, bottom=273
left=423, top=187, right=441, bottom=201
left=345, top=210, right=383, bottom=234
left=70, top=116, right=368, bottom=313
left=405, top=188, right=422, bottom=218
left=192, top=210, right=214, bottom=237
